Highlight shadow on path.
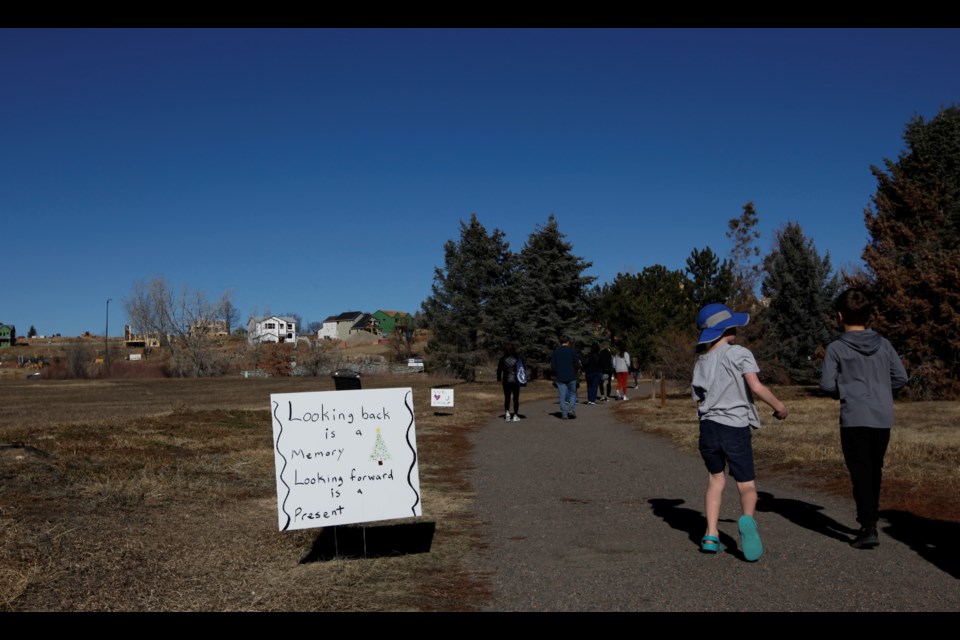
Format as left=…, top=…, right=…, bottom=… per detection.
left=880, top=509, right=960, bottom=579
left=756, top=490, right=858, bottom=543
left=648, top=498, right=746, bottom=560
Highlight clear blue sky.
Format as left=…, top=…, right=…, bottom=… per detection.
left=3, top=28, right=958, bottom=337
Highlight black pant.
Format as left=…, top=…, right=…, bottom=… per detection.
left=503, top=383, right=520, bottom=415
left=840, top=427, right=891, bottom=527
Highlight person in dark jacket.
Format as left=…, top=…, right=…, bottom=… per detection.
left=551, top=335, right=581, bottom=419
left=497, top=343, right=523, bottom=422
left=584, top=342, right=603, bottom=405
left=820, top=288, right=908, bottom=549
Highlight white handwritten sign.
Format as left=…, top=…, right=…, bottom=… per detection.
left=430, top=388, right=454, bottom=408
left=271, top=387, right=421, bottom=531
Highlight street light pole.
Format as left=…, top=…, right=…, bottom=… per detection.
left=105, top=298, right=112, bottom=372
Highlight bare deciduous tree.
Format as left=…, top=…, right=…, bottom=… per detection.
left=298, top=337, right=335, bottom=376
left=66, top=343, right=94, bottom=379
left=219, top=291, right=241, bottom=336
left=387, top=321, right=417, bottom=363
left=124, top=277, right=234, bottom=377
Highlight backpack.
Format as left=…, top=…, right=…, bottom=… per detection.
left=516, top=357, right=528, bottom=386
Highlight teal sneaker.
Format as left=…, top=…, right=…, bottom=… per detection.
left=738, top=515, right=763, bottom=561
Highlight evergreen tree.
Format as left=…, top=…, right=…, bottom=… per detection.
left=420, top=214, right=513, bottom=380
left=514, top=215, right=595, bottom=363
left=862, top=106, right=960, bottom=398
left=592, top=274, right=642, bottom=346
left=760, top=222, right=839, bottom=383
left=595, top=265, right=689, bottom=369
left=27, top=325, right=37, bottom=338
left=685, top=246, right=735, bottom=311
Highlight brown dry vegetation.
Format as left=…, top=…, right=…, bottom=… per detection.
left=612, top=384, right=960, bottom=523
left=0, top=374, right=555, bottom=611
left=2, top=374, right=956, bottom=611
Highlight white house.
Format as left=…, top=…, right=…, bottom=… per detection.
left=248, top=316, right=297, bottom=344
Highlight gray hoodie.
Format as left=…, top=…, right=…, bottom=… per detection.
left=820, top=330, right=908, bottom=428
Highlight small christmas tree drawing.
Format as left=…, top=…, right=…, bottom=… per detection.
left=369, top=427, right=391, bottom=466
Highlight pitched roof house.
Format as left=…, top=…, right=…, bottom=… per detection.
left=372, top=310, right=413, bottom=336
left=318, top=311, right=365, bottom=340
left=0, top=324, right=15, bottom=348
left=248, top=316, right=297, bottom=344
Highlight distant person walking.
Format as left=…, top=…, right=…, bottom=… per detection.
left=584, top=342, right=603, bottom=405
left=820, top=288, right=908, bottom=549
left=497, top=343, right=524, bottom=422
left=598, top=343, right=614, bottom=402
left=691, top=303, right=787, bottom=560
left=612, top=344, right=630, bottom=400
left=551, top=335, right=581, bottom=419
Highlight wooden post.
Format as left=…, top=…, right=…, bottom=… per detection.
left=660, top=375, right=666, bottom=409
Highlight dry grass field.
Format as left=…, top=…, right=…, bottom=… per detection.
left=1, top=374, right=955, bottom=611
left=0, top=373, right=555, bottom=612
left=613, top=384, right=960, bottom=523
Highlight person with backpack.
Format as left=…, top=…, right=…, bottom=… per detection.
left=497, top=343, right=526, bottom=422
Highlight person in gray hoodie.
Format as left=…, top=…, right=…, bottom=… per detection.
left=820, top=288, right=908, bottom=549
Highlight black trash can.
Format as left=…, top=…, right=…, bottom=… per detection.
left=331, top=369, right=362, bottom=390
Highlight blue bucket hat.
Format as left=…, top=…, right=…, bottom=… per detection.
left=697, top=303, right=750, bottom=344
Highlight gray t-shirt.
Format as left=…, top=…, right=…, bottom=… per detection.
left=691, top=343, right=762, bottom=429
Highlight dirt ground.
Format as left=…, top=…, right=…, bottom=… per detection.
left=1, top=373, right=552, bottom=611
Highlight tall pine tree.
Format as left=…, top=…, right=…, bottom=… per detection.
left=421, top=214, right=513, bottom=380
left=514, top=215, right=595, bottom=364
left=760, top=222, right=839, bottom=384
left=862, top=106, right=960, bottom=398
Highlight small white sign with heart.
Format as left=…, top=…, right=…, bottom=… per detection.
left=431, top=388, right=454, bottom=408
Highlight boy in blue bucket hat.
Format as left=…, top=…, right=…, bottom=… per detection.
left=691, top=303, right=788, bottom=560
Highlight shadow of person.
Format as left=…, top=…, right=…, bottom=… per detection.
left=648, top=498, right=738, bottom=555
left=756, top=490, right=858, bottom=542
left=879, top=509, right=959, bottom=579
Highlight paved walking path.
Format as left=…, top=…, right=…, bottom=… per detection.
left=468, top=391, right=959, bottom=612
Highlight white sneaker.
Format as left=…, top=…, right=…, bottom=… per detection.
left=505, top=413, right=511, bottom=422
left=511, top=414, right=521, bottom=422
left=623, top=396, right=629, bottom=401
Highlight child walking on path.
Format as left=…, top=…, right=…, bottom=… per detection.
left=820, top=288, right=908, bottom=549
left=497, top=343, right=523, bottom=422
left=691, top=303, right=787, bottom=561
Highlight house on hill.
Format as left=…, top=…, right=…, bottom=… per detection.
left=248, top=316, right=297, bottom=344
left=349, top=313, right=377, bottom=336
left=318, top=311, right=365, bottom=340
left=189, top=319, right=229, bottom=337
left=373, top=310, right=413, bottom=336
left=124, top=325, right=161, bottom=348
left=0, top=324, right=16, bottom=348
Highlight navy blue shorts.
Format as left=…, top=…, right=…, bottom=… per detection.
left=698, top=419, right=756, bottom=482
